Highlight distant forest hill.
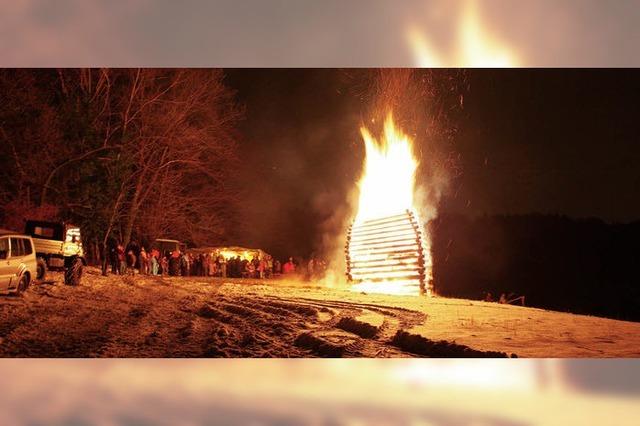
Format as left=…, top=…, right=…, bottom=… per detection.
left=430, top=214, right=640, bottom=323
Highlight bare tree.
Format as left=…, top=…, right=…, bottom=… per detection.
left=106, top=69, right=243, bottom=246
left=0, top=69, right=244, bottom=269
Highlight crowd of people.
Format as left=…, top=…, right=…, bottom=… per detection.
left=303, top=256, right=328, bottom=280
left=106, top=242, right=327, bottom=281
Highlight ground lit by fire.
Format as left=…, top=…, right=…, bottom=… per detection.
left=2, top=269, right=639, bottom=358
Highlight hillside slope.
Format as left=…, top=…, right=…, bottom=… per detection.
left=1, top=268, right=638, bottom=357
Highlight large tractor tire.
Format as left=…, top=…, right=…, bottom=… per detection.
left=64, top=257, right=84, bottom=286
left=36, top=257, right=47, bottom=281
left=16, top=274, right=30, bottom=295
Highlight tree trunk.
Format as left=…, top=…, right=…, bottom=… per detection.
left=101, top=240, right=109, bottom=276
left=122, top=173, right=143, bottom=247
left=93, top=238, right=101, bottom=266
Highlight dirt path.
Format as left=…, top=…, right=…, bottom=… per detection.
left=0, top=269, right=511, bottom=357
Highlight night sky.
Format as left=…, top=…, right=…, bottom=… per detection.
left=224, top=69, right=640, bottom=259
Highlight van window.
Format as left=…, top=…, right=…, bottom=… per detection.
left=10, top=238, right=24, bottom=257
left=0, top=238, right=8, bottom=259
left=23, top=238, right=33, bottom=255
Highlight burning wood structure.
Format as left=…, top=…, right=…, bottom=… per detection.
left=345, top=114, right=434, bottom=296
left=346, top=209, right=431, bottom=296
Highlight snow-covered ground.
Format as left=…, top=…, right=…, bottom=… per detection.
left=1, top=267, right=639, bottom=357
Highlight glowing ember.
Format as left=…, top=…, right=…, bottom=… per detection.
left=346, top=115, right=433, bottom=296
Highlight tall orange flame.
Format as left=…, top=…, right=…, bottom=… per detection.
left=355, top=115, right=418, bottom=222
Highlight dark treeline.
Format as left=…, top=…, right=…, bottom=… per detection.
left=431, top=214, right=640, bottom=322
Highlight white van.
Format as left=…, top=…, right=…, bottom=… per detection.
left=0, top=230, right=37, bottom=295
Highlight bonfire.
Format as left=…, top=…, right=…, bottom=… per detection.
left=346, top=114, right=433, bottom=296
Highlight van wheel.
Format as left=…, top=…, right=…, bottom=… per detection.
left=16, top=275, right=29, bottom=294
left=64, top=258, right=83, bottom=286
left=36, top=258, right=47, bottom=280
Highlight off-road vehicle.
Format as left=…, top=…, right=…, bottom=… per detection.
left=153, top=238, right=186, bottom=256
left=153, top=238, right=186, bottom=276
left=25, top=220, right=86, bottom=286
left=0, top=230, right=37, bottom=294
